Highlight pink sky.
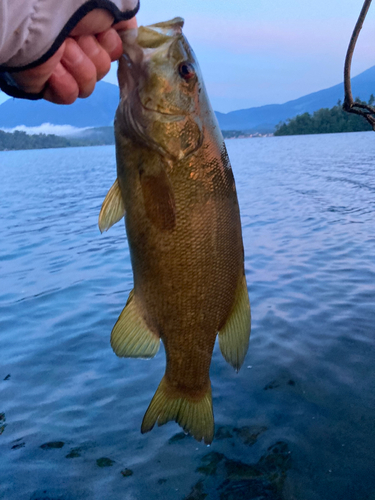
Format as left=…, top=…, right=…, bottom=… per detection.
left=1, top=0, right=374, bottom=112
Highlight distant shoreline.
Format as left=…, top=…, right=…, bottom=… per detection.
left=0, top=128, right=275, bottom=152
left=1, top=115, right=373, bottom=151
left=274, top=98, right=374, bottom=136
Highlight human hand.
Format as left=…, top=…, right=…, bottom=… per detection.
left=9, top=9, right=137, bottom=104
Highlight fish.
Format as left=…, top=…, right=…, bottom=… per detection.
left=98, top=17, right=251, bottom=444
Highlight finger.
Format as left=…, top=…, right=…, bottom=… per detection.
left=70, top=9, right=114, bottom=37
left=60, top=38, right=97, bottom=98
left=96, top=28, right=123, bottom=62
left=113, top=17, right=138, bottom=31
left=76, top=35, right=111, bottom=80
left=43, top=62, right=79, bottom=104
left=10, top=44, right=65, bottom=94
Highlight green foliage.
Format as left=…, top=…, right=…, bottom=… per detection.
left=0, top=127, right=116, bottom=151
left=0, top=130, right=74, bottom=151
left=274, top=97, right=373, bottom=136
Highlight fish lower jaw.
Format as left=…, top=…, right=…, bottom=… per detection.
left=141, top=101, right=185, bottom=118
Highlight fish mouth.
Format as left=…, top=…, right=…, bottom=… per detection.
left=118, top=53, right=185, bottom=121
left=116, top=18, right=203, bottom=159
left=116, top=53, right=185, bottom=157
left=118, top=46, right=189, bottom=122
left=117, top=51, right=140, bottom=100
left=118, top=23, right=187, bottom=118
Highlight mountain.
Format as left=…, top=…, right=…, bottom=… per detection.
left=216, top=66, right=375, bottom=131
left=0, top=81, right=120, bottom=128
left=0, top=66, right=374, bottom=131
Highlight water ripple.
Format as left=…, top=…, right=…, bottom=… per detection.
left=1, top=134, right=375, bottom=499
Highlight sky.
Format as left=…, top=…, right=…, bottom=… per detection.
left=1, top=0, right=374, bottom=112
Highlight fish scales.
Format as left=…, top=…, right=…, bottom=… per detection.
left=99, top=17, right=251, bottom=444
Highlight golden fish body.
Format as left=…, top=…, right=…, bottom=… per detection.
left=99, top=18, right=250, bottom=444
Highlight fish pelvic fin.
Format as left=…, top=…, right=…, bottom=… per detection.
left=111, top=289, right=160, bottom=358
left=141, top=376, right=214, bottom=444
left=218, top=274, right=251, bottom=372
left=98, top=178, right=125, bottom=233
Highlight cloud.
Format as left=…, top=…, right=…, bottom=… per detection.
left=0, top=123, right=89, bottom=136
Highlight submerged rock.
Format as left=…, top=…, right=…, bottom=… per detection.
left=193, top=440, right=291, bottom=500
left=0, top=412, right=6, bottom=435
left=233, top=426, right=268, bottom=446
left=184, top=479, right=208, bottom=500
left=196, top=452, right=225, bottom=476
left=96, top=457, right=115, bottom=467
left=11, top=441, right=25, bottom=450
left=215, top=427, right=234, bottom=440
left=40, top=441, right=64, bottom=450
left=168, top=432, right=188, bottom=444
left=65, top=447, right=82, bottom=458
left=121, top=468, right=133, bottom=477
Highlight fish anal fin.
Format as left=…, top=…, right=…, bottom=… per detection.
left=98, top=179, right=125, bottom=233
left=140, top=169, right=176, bottom=231
left=111, top=289, right=160, bottom=359
left=219, top=274, right=251, bottom=372
left=141, top=376, right=214, bottom=444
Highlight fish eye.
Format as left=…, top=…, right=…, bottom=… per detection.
left=178, top=62, right=195, bottom=80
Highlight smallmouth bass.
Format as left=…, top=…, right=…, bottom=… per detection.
left=99, top=18, right=251, bottom=444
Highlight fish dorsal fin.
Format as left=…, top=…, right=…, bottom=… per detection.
left=98, top=179, right=125, bottom=233
left=140, top=167, right=176, bottom=231
left=111, top=289, right=160, bottom=358
left=218, top=274, right=251, bottom=372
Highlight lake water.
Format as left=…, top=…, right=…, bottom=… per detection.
left=0, top=132, right=374, bottom=500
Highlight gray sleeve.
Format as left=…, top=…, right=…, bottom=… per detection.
left=0, top=0, right=139, bottom=69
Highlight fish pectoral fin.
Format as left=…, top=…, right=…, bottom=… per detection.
left=141, top=376, right=214, bottom=444
left=140, top=168, right=176, bottom=231
left=218, top=274, right=251, bottom=372
left=98, top=178, right=125, bottom=233
left=111, top=289, right=160, bottom=358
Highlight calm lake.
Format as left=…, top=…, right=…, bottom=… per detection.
left=1, top=132, right=374, bottom=500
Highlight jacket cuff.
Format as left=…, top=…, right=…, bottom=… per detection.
left=0, top=0, right=140, bottom=72
left=0, top=72, right=44, bottom=100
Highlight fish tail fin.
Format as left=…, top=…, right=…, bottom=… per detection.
left=141, top=376, right=214, bottom=444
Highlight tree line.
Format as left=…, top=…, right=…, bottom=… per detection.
left=0, top=128, right=115, bottom=151
left=274, top=96, right=374, bottom=136
left=0, top=130, right=75, bottom=151
left=2, top=95, right=374, bottom=150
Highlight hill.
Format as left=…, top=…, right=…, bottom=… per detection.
left=0, top=81, right=120, bottom=128
left=0, top=66, right=374, bottom=132
left=216, top=66, right=375, bottom=131
left=274, top=98, right=373, bottom=136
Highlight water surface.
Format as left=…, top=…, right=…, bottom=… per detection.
left=1, top=132, right=374, bottom=499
